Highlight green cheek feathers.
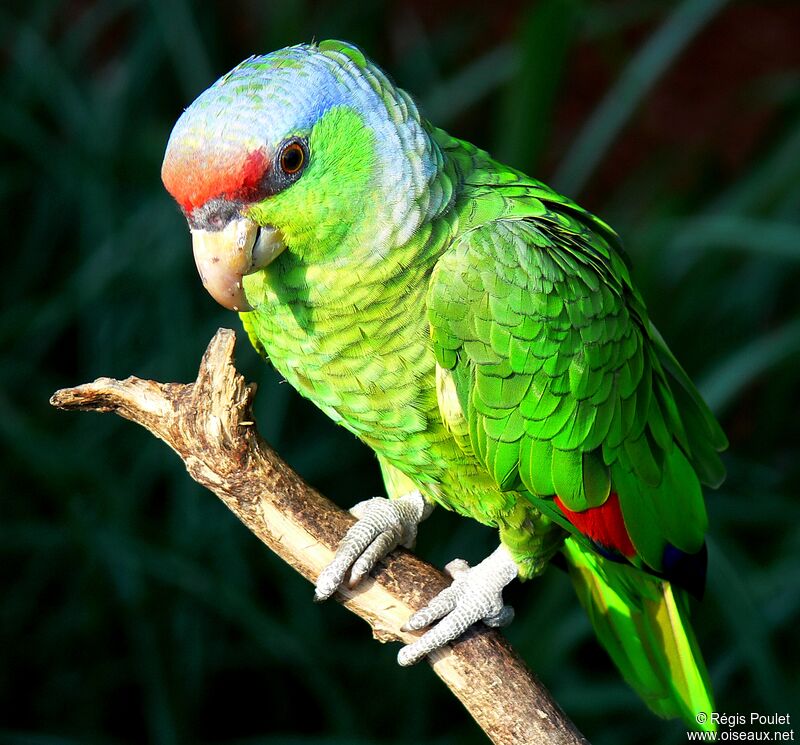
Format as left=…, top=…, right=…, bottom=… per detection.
left=246, top=106, right=376, bottom=257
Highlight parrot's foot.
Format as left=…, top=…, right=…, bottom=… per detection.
left=314, top=491, right=432, bottom=601
left=397, top=545, right=518, bottom=666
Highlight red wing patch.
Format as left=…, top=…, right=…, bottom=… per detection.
left=555, top=492, right=636, bottom=557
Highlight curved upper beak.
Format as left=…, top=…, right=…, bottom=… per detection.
left=191, top=219, right=286, bottom=311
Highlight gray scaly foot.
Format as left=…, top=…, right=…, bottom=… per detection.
left=397, top=544, right=518, bottom=666
left=314, top=490, right=432, bottom=601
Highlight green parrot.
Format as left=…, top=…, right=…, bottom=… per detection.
left=162, top=40, right=726, bottom=731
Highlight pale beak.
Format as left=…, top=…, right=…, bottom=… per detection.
left=190, top=219, right=286, bottom=311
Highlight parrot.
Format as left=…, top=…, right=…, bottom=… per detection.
left=161, top=40, right=726, bottom=731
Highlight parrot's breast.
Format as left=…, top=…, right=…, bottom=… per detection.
left=244, top=249, right=448, bottom=471
left=241, top=243, right=527, bottom=528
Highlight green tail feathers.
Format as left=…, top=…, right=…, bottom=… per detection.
left=562, top=538, right=715, bottom=732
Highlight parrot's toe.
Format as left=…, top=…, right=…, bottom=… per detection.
left=397, top=544, right=518, bottom=666
left=314, top=491, right=431, bottom=601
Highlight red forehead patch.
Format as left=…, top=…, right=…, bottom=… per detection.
left=161, top=146, right=270, bottom=213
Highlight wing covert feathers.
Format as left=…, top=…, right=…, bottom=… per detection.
left=427, top=199, right=726, bottom=571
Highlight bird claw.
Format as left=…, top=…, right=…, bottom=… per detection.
left=397, top=545, right=518, bottom=666
left=314, top=491, right=430, bottom=601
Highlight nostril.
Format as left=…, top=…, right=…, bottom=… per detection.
left=189, top=198, right=243, bottom=231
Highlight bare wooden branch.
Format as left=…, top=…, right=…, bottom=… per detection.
left=51, top=328, right=588, bottom=745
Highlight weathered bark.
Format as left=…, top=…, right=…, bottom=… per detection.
left=51, top=328, right=588, bottom=745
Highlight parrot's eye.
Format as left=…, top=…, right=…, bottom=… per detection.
left=278, top=139, right=307, bottom=176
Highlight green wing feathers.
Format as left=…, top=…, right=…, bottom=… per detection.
left=649, top=325, right=728, bottom=488
left=427, top=174, right=725, bottom=729
left=427, top=191, right=726, bottom=571
left=562, top=538, right=715, bottom=730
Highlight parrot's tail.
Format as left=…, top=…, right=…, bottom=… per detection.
left=561, top=537, right=715, bottom=732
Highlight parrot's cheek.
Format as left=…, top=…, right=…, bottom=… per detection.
left=191, top=220, right=286, bottom=311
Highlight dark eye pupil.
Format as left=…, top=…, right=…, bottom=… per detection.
left=281, top=144, right=304, bottom=174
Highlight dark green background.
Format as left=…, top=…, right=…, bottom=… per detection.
left=2, top=1, right=799, bottom=744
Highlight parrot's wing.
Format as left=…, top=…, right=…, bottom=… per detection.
left=427, top=211, right=726, bottom=572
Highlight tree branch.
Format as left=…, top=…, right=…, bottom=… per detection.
left=50, top=328, right=588, bottom=745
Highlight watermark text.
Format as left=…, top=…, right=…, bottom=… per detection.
left=689, top=713, right=793, bottom=741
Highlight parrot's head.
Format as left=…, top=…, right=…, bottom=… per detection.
left=161, top=40, right=439, bottom=311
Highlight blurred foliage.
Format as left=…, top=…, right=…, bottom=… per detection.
left=1, top=1, right=799, bottom=744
